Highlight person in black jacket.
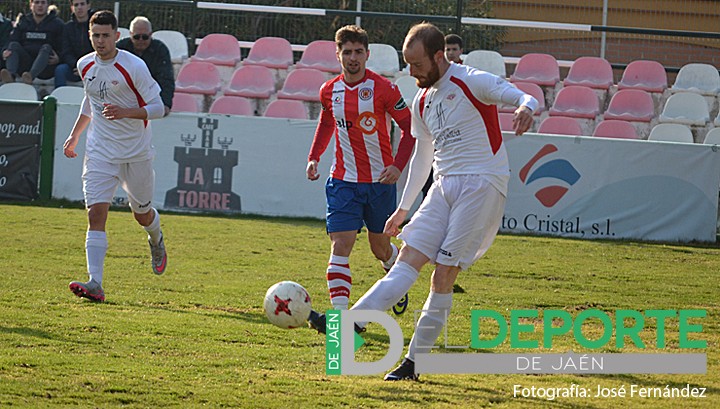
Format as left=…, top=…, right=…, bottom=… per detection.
left=1, top=0, right=64, bottom=84
left=55, top=0, right=93, bottom=87
left=0, top=12, right=13, bottom=71
left=116, top=16, right=174, bottom=115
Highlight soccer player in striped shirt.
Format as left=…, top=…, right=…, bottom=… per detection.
left=62, top=10, right=167, bottom=302
left=306, top=25, right=415, bottom=327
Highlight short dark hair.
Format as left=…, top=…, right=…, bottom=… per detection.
left=445, top=34, right=463, bottom=49
left=89, top=10, right=117, bottom=30
left=69, top=0, right=90, bottom=5
left=335, top=25, right=369, bottom=51
left=404, top=22, right=445, bottom=59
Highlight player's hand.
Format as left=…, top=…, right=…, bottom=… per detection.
left=384, top=208, right=408, bottom=237
left=306, top=160, right=320, bottom=181
left=102, top=103, right=125, bottom=120
left=63, top=134, right=79, bottom=158
left=513, top=106, right=534, bottom=136
left=378, top=165, right=401, bottom=184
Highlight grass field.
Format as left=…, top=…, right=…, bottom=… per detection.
left=0, top=203, right=718, bottom=408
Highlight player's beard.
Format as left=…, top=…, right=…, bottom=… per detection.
left=415, top=60, right=441, bottom=88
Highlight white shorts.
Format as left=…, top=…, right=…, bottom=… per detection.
left=399, top=174, right=506, bottom=270
left=82, top=157, right=155, bottom=214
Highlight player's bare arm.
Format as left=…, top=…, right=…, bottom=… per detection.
left=306, top=160, right=320, bottom=181
left=378, top=165, right=401, bottom=184
left=63, top=114, right=91, bottom=158
left=384, top=208, right=409, bottom=237
left=513, top=105, right=534, bottom=136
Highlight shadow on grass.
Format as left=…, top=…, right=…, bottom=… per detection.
left=0, top=326, right=67, bottom=342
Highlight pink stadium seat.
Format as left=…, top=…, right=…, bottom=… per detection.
left=243, top=37, right=294, bottom=69
left=264, top=99, right=309, bottom=119
left=191, top=34, right=241, bottom=66
left=500, top=81, right=545, bottom=114
left=295, top=40, right=341, bottom=73
left=548, top=85, right=600, bottom=119
left=223, top=65, right=276, bottom=99
left=509, top=53, right=560, bottom=86
left=618, top=60, right=668, bottom=93
left=603, top=89, right=654, bottom=122
left=175, top=61, right=222, bottom=95
left=563, top=56, right=614, bottom=90
left=592, top=120, right=639, bottom=139
left=276, top=68, right=326, bottom=102
left=171, top=92, right=199, bottom=113
left=498, top=112, right=514, bottom=131
left=209, top=96, right=253, bottom=116
left=537, top=117, right=583, bottom=136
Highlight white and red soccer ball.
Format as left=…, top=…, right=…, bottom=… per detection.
left=263, top=281, right=312, bottom=329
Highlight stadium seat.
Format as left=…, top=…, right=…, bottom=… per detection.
left=223, top=65, right=276, bottom=99
left=537, top=116, right=583, bottom=136
left=463, top=50, right=506, bottom=78
left=617, top=60, right=668, bottom=93
left=658, top=92, right=709, bottom=126
left=648, top=123, right=694, bottom=143
left=264, top=99, right=308, bottom=119
left=118, top=27, right=130, bottom=40
left=603, top=89, right=654, bottom=122
left=175, top=61, right=222, bottom=95
left=670, top=63, right=720, bottom=95
left=702, top=127, right=720, bottom=145
left=0, top=83, right=38, bottom=101
left=395, top=75, right=419, bottom=104
left=563, top=56, right=614, bottom=90
left=276, top=68, right=326, bottom=102
left=153, top=30, right=189, bottom=64
left=592, top=120, right=639, bottom=139
left=209, top=95, right=253, bottom=116
left=509, top=53, right=560, bottom=86
left=367, top=43, right=400, bottom=76
left=500, top=81, right=545, bottom=114
left=50, top=86, right=84, bottom=104
left=171, top=92, right=199, bottom=113
left=498, top=112, right=514, bottom=132
left=295, top=40, right=341, bottom=73
left=243, top=37, right=294, bottom=69
left=192, top=33, right=241, bottom=66
left=548, top=85, right=600, bottom=119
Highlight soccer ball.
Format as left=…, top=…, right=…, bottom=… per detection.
left=264, top=281, right=312, bottom=329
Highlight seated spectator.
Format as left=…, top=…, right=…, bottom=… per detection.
left=0, top=12, right=12, bottom=71
left=56, top=0, right=94, bottom=87
left=116, top=16, right=174, bottom=115
left=444, top=33, right=463, bottom=64
left=1, top=0, right=64, bottom=84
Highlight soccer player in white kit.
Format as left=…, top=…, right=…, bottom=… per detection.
left=62, top=10, right=167, bottom=302
left=349, top=22, right=538, bottom=380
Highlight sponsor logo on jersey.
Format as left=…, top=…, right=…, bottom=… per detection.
left=357, top=111, right=379, bottom=134
left=336, top=118, right=353, bottom=130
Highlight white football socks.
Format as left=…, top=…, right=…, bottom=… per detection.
left=86, top=230, right=108, bottom=285
left=381, top=243, right=399, bottom=271
left=327, top=254, right=351, bottom=310
left=143, top=208, right=162, bottom=245
left=406, top=291, right=453, bottom=362
left=352, top=261, right=419, bottom=313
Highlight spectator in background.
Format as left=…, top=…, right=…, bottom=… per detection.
left=56, top=0, right=94, bottom=87
left=117, top=16, right=174, bottom=115
left=0, top=13, right=13, bottom=71
left=1, top=0, right=64, bottom=84
left=444, top=33, right=463, bottom=64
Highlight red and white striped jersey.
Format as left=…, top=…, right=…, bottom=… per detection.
left=77, top=49, right=162, bottom=163
left=309, top=70, right=411, bottom=183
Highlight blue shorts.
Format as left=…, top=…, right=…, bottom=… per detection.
left=325, top=178, right=397, bottom=234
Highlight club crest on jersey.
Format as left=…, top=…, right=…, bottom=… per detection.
left=357, top=111, right=379, bottom=134
left=359, top=87, right=374, bottom=101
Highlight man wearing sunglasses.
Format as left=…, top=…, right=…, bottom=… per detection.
left=117, top=16, right=174, bottom=116
left=56, top=0, right=95, bottom=87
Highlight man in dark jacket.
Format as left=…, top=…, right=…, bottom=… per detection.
left=116, top=16, right=174, bottom=115
left=56, top=0, right=93, bottom=87
left=0, top=12, right=13, bottom=71
left=1, top=0, right=64, bottom=84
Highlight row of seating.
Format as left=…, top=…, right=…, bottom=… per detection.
left=173, top=93, right=308, bottom=119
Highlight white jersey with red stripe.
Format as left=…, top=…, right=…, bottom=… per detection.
left=77, top=49, right=162, bottom=163
left=412, top=63, right=533, bottom=195
left=320, top=70, right=409, bottom=183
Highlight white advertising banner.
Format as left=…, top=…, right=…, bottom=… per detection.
left=52, top=105, right=720, bottom=242
left=502, top=133, right=720, bottom=242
